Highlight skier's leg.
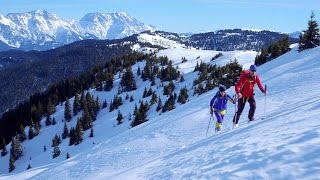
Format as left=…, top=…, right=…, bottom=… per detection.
left=235, top=98, right=245, bottom=124
left=214, top=110, right=223, bottom=131
left=248, top=96, right=256, bottom=121
left=220, top=110, right=226, bottom=123
left=214, top=110, right=222, bottom=123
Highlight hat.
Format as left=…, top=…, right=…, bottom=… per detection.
left=250, top=64, right=257, bottom=71
left=219, top=86, right=226, bottom=92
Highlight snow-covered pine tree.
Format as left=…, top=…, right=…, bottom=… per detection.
left=9, top=154, right=15, bottom=172
left=117, top=110, right=123, bottom=125
left=89, top=128, right=94, bottom=138
left=52, top=145, right=61, bottom=159
left=10, top=136, right=23, bottom=160
left=299, top=12, right=320, bottom=51
left=1, top=137, right=7, bottom=156
left=64, top=97, right=72, bottom=122
left=75, top=119, right=84, bottom=145
left=62, top=121, right=69, bottom=139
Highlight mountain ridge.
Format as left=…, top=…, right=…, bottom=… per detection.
left=0, top=10, right=156, bottom=51
left=0, top=10, right=300, bottom=52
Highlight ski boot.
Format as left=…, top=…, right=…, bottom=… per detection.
left=215, top=122, right=223, bottom=132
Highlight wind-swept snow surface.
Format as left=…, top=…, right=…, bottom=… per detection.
left=1, top=46, right=319, bottom=179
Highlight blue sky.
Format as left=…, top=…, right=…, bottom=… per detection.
left=0, top=0, right=319, bottom=33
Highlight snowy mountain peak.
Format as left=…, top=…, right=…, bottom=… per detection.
left=110, top=12, right=135, bottom=21
left=0, top=14, right=13, bottom=26
left=80, top=12, right=156, bottom=39
left=0, top=10, right=157, bottom=50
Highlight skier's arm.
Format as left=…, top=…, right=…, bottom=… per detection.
left=256, top=75, right=266, bottom=95
left=210, top=95, right=217, bottom=107
left=210, top=94, right=217, bottom=114
left=227, top=94, right=236, bottom=104
left=235, top=71, right=246, bottom=97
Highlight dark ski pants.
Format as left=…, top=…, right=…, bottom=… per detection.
left=233, top=96, right=256, bottom=124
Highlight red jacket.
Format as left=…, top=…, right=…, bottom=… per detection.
left=235, top=70, right=265, bottom=97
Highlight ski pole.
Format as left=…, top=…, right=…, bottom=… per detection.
left=232, top=94, right=238, bottom=126
left=263, top=84, right=267, bottom=118
left=206, top=115, right=213, bottom=137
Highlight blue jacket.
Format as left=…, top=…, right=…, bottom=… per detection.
left=210, top=91, right=233, bottom=110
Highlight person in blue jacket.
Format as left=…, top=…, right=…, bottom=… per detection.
left=210, top=86, right=235, bottom=131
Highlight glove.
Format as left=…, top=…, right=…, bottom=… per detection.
left=263, top=91, right=268, bottom=96
left=210, top=108, right=213, bottom=115
left=233, top=99, right=236, bottom=104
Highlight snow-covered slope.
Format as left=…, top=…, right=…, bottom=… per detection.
left=0, top=10, right=156, bottom=51
left=1, top=45, right=320, bottom=179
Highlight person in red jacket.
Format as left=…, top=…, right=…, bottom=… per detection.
left=233, top=64, right=267, bottom=127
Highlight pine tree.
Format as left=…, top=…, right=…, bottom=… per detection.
left=1, top=137, right=7, bottom=156
left=89, top=128, right=94, bottom=138
left=75, top=119, right=83, bottom=145
left=104, top=72, right=114, bottom=91
left=62, top=121, right=69, bottom=139
left=180, top=74, right=185, bottom=82
left=47, top=98, right=55, bottom=115
left=131, top=101, right=148, bottom=127
left=117, top=110, right=124, bottom=125
left=130, top=95, right=134, bottom=102
left=194, top=61, right=199, bottom=72
left=147, top=87, right=153, bottom=97
left=52, top=134, right=60, bottom=147
left=80, top=91, right=85, bottom=109
left=143, top=87, right=148, bottom=98
left=95, top=97, right=100, bottom=112
left=299, top=12, right=320, bottom=51
left=205, top=79, right=214, bottom=92
left=52, top=145, right=61, bottom=159
left=64, top=98, right=72, bottom=122
left=18, top=124, right=27, bottom=142
left=162, top=93, right=177, bottom=112
left=181, top=56, right=187, bottom=63
left=9, top=154, right=15, bottom=172
left=73, top=93, right=81, bottom=116
left=82, top=106, right=93, bottom=130
left=27, top=164, right=32, bottom=170
left=197, top=84, right=204, bottom=95
left=102, top=99, right=107, bottom=109
left=52, top=117, right=57, bottom=125
left=45, top=114, right=52, bottom=126
left=28, top=125, right=35, bottom=140
left=137, top=65, right=141, bottom=76
left=44, top=145, right=47, bottom=152
left=109, top=99, right=114, bottom=112
left=66, top=152, right=70, bottom=159
left=10, top=136, right=23, bottom=160
left=156, top=97, right=163, bottom=112
left=69, top=127, right=76, bottom=146
left=34, top=122, right=40, bottom=136
left=151, top=77, right=156, bottom=86
left=128, top=112, right=132, bottom=121
left=120, top=66, right=137, bottom=91
left=178, top=87, right=189, bottom=104
left=150, top=91, right=158, bottom=105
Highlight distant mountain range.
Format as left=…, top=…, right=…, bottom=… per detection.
left=137, top=30, right=299, bottom=51
left=0, top=10, right=300, bottom=52
left=0, top=10, right=156, bottom=51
